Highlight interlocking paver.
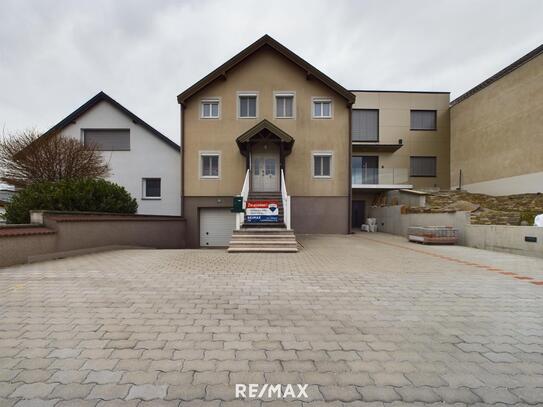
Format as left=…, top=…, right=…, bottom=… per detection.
left=126, top=384, right=167, bottom=400
left=1, top=234, right=543, bottom=405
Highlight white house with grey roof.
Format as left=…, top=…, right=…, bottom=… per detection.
left=40, top=92, right=181, bottom=216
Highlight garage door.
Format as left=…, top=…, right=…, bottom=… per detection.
left=200, top=208, right=236, bottom=247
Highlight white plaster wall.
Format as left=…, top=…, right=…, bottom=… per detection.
left=61, top=101, right=181, bottom=216
left=452, top=171, right=543, bottom=196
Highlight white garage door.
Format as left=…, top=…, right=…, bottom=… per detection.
left=200, top=208, right=236, bottom=247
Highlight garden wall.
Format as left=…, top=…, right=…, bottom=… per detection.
left=0, top=211, right=186, bottom=268
left=368, top=205, right=543, bottom=258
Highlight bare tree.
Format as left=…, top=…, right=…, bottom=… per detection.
left=0, top=129, right=110, bottom=188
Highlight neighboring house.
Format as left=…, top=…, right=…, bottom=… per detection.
left=351, top=91, right=450, bottom=226
left=178, top=35, right=354, bottom=247
left=40, top=92, right=181, bottom=216
left=450, top=44, right=543, bottom=195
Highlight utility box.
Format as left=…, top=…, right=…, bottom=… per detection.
left=231, top=196, right=244, bottom=213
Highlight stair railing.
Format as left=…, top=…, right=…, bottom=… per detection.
left=236, top=169, right=250, bottom=230
left=281, top=169, right=291, bottom=230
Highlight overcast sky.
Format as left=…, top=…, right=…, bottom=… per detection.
left=1, top=0, right=541, bottom=144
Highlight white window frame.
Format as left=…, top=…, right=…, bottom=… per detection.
left=237, top=91, right=259, bottom=119
left=273, top=91, right=296, bottom=119
left=142, top=178, right=162, bottom=200
left=200, top=98, right=221, bottom=119
left=312, top=97, right=333, bottom=119
left=199, top=151, right=221, bottom=179
left=312, top=151, right=333, bottom=179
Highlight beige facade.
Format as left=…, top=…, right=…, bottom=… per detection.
left=450, top=50, right=543, bottom=195
left=179, top=37, right=353, bottom=246
left=352, top=91, right=451, bottom=190
left=183, top=46, right=350, bottom=198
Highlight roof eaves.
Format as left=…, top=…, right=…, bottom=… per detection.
left=177, top=35, right=355, bottom=105
left=41, top=92, right=180, bottom=152
left=450, top=43, right=543, bottom=107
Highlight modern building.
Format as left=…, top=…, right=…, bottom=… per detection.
left=450, top=44, right=543, bottom=195
left=351, top=90, right=450, bottom=226
left=177, top=35, right=451, bottom=247
left=39, top=92, right=181, bottom=216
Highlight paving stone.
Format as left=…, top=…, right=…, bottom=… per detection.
left=482, top=352, right=519, bottom=363
left=8, top=383, right=57, bottom=398
left=13, top=370, right=53, bottom=383
left=166, top=384, right=206, bottom=400
left=318, top=385, right=360, bottom=402
left=472, top=387, right=520, bottom=404
left=336, top=372, right=373, bottom=386
left=229, top=372, right=266, bottom=385
left=11, top=400, right=59, bottom=407
left=512, top=387, right=543, bottom=404
left=86, top=384, right=130, bottom=400
left=55, top=400, right=98, bottom=407
left=156, top=372, right=193, bottom=385
left=357, top=386, right=401, bottom=402
left=395, top=386, right=441, bottom=403
left=193, top=371, right=229, bottom=385
left=50, top=383, right=94, bottom=399
left=119, top=370, right=158, bottom=385
left=301, top=372, right=336, bottom=385
left=433, top=387, right=482, bottom=404
left=126, top=384, right=167, bottom=400
left=48, top=370, right=90, bottom=384
left=441, top=373, right=485, bottom=388
left=370, top=372, right=410, bottom=387
left=405, top=372, right=447, bottom=387
left=84, top=371, right=122, bottom=384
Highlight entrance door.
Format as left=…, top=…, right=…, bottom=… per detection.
left=352, top=200, right=365, bottom=228
left=252, top=147, right=279, bottom=192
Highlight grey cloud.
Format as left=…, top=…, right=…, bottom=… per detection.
left=0, top=0, right=541, bottom=144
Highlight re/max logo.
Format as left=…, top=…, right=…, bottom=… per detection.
left=235, top=384, right=309, bottom=399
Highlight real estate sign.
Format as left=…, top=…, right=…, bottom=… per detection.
left=245, top=201, right=279, bottom=223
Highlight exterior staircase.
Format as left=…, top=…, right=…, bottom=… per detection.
left=228, top=192, right=298, bottom=253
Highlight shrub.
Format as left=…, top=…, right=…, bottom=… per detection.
left=4, top=178, right=137, bottom=224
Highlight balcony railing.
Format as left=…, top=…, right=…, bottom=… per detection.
left=352, top=167, right=409, bottom=186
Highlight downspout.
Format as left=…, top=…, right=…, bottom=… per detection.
left=180, top=103, right=185, bottom=217
left=347, top=102, right=353, bottom=234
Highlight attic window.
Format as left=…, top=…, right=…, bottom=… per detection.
left=83, top=129, right=130, bottom=151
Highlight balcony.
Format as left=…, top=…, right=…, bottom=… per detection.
left=352, top=167, right=412, bottom=189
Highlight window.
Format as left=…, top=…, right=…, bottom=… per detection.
left=313, top=98, right=332, bottom=118
left=200, top=153, right=220, bottom=178
left=142, top=178, right=161, bottom=199
left=201, top=99, right=220, bottom=118
left=83, top=129, right=130, bottom=151
left=410, top=110, right=437, bottom=130
left=352, top=156, right=379, bottom=184
left=352, top=109, right=379, bottom=141
left=410, top=156, right=437, bottom=177
left=313, top=152, right=332, bottom=178
left=275, top=93, right=294, bottom=118
left=238, top=94, right=258, bottom=118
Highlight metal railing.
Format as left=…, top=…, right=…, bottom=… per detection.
left=281, top=169, right=291, bottom=230
left=352, top=167, right=409, bottom=185
left=235, top=169, right=250, bottom=230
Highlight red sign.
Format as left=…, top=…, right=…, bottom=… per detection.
left=246, top=200, right=279, bottom=208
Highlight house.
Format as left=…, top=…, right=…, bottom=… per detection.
left=450, top=44, right=543, bottom=195
left=351, top=90, right=450, bottom=226
left=40, top=92, right=181, bottom=216
left=177, top=35, right=451, bottom=248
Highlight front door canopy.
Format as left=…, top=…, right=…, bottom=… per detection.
left=236, top=119, right=294, bottom=157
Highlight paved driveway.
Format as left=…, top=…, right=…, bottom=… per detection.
left=1, top=233, right=543, bottom=406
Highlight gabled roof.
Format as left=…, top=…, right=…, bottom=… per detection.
left=42, top=91, right=180, bottom=151
left=177, top=35, right=356, bottom=105
left=236, top=119, right=294, bottom=144
left=451, top=43, right=543, bottom=107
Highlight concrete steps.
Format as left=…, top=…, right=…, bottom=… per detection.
left=228, top=228, right=298, bottom=253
